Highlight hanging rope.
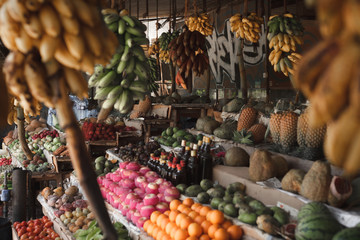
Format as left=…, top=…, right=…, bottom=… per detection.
left=193, top=0, right=198, bottom=15
left=203, top=0, right=207, bottom=13
left=156, top=0, right=159, bottom=39
left=185, top=0, right=189, bottom=20
left=284, top=0, right=287, bottom=13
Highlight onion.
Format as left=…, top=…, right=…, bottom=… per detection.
left=119, top=161, right=129, bottom=169
left=130, top=198, right=142, bottom=210
left=155, top=178, right=165, bottom=185
left=140, top=205, right=156, bottom=218
left=125, top=193, right=140, bottom=205
left=164, top=187, right=180, bottom=198
left=121, top=179, right=135, bottom=189
left=146, top=183, right=159, bottom=194
left=131, top=211, right=142, bottom=224
left=139, top=167, right=151, bottom=175
left=156, top=202, right=169, bottom=213
left=137, top=217, right=148, bottom=228
left=126, top=162, right=141, bottom=171
left=135, top=176, right=147, bottom=188
left=144, top=194, right=159, bottom=206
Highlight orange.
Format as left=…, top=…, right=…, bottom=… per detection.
left=182, top=208, right=192, bottom=215
left=194, top=215, right=206, bottom=225
left=208, top=224, right=220, bottom=239
left=171, top=226, right=180, bottom=239
left=177, top=204, right=188, bottom=212
left=195, top=205, right=203, bottom=213
left=170, top=199, right=182, bottom=211
left=175, top=213, right=187, bottom=227
left=156, top=214, right=168, bottom=227
left=166, top=222, right=177, bottom=235
left=147, top=223, right=156, bottom=236
left=143, top=220, right=151, bottom=232
left=191, top=203, right=202, bottom=211
left=164, top=210, right=170, bottom=216
left=214, top=228, right=230, bottom=240
left=169, top=210, right=180, bottom=222
left=227, top=225, right=243, bottom=240
left=185, top=237, right=197, bottom=240
left=188, top=222, right=203, bottom=237
left=200, top=220, right=212, bottom=234
left=152, top=226, right=161, bottom=239
left=180, top=216, right=193, bottom=230
left=174, top=228, right=189, bottom=240
left=188, top=211, right=199, bottom=220
left=162, top=234, right=172, bottom=240
left=151, top=211, right=162, bottom=223
left=183, top=198, right=194, bottom=207
left=199, top=206, right=212, bottom=217
left=157, top=230, right=166, bottom=240
left=222, top=220, right=232, bottom=230
left=199, top=234, right=211, bottom=240
left=160, top=218, right=170, bottom=231
left=208, top=210, right=224, bottom=225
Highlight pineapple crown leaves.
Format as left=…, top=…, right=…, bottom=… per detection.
left=233, top=130, right=254, bottom=145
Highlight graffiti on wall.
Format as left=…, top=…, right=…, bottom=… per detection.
left=206, top=19, right=266, bottom=85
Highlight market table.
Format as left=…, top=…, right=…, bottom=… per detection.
left=143, top=118, right=174, bottom=143
left=170, top=104, right=212, bottom=127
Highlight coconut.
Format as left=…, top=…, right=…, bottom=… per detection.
left=225, top=147, right=250, bottom=167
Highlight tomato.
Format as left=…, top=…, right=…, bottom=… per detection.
left=28, top=223, right=34, bottom=228
left=33, top=227, right=41, bottom=235
left=18, top=227, right=27, bottom=236
left=44, top=221, right=53, bottom=228
left=34, top=236, right=40, bottom=240
left=20, top=221, right=27, bottom=227
left=20, top=233, right=28, bottom=240
left=26, top=226, right=33, bottom=232
left=13, top=222, right=19, bottom=228
left=34, top=219, right=42, bottom=226
left=28, top=236, right=34, bottom=240
left=42, top=216, right=48, bottom=222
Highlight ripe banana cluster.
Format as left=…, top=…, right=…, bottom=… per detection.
left=0, top=0, right=117, bottom=114
left=89, top=9, right=150, bottom=114
left=148, top=42, right=160, bottom=56
left=294, top=0, right=360, bottom=176
left=186, top=13, right=213, bottom=36
left=158, top=31, right=180, bottom=63
left=169, top=29, right=209, bottom=80
left=230, top=13, right=263, bottom=43
left=147, top=57, right=160, bottom=93
left=267, top=13, right=304, bottom=77
left=7, top=98, right=37, bottom=125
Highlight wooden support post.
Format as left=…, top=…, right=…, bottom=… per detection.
left=55, top=75, right=118, bottom=240
left=119, top=0, right=125, bottom=9
left=238, top=0, right=248, bottom=102
left=137, top=0, right=139, bottom=18
left=169, top=61, right=176, bottom=94
left=16, top=106, right=33, bottom=160
left=265, top=0, right=271, bottom=102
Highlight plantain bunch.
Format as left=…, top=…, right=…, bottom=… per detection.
left=147, top=57, right=159, bottom=93
left=0, top=0, right=118, bottom=115
left=230, top=13, right=263, bottom=43
left=158, top=31, right=179, bottom=64
left=294, top=0, right=360, bottom=176
left=169, top=29, right=209, bottom=79
left=267, top=13, right=304, bottom=77
left=186, top=13, right=213, bottom=36
left=89, top=9, right=150, bottom=114
left=148, top=42, right=160, bottom=56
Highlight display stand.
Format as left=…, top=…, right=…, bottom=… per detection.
left=170, top=104, right=211, bottom=127
left=44, top=149, right=73, bottom=173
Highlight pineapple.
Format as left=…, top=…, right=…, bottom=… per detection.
left=247, top=124, right=267, bottom=144
left=269, top=113, right=283, bottom=145
left=233, top=130, right=253, bottom=145
left=280, top=111, right=299, bottom=150
left=237, top=107, right=257, bottom=131
left=297, top=111, right=309, bottom=147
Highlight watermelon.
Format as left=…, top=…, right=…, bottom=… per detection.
left=297, top=202, right=331, bottom=221
left=295, top=214, right=343, bottom=240
left=333, top=227, right=360, bottom=240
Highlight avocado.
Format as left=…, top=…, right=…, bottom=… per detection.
left=207, top=187, right=225, bottom=198
left=233, top=194, right=245, bottom=205
left=210, top=197, right=223, bottom=209
left=227, top=182, right=246, bottom=194
left=214, top=185, right=226, bottom=192
left=271, top=207, right=289, bottom=226
left=172, top=141, right=181, bottom=148
left=185, top=185, right=203, bottom=197
left=223, top=195, right=233, bottom=203
left=95, top=156, right=106, bottom=164
left=238, top=203, right=253, bottom=215
left=224, top=203, right=238, bottom=218
left=197, top=192, right=210, bottom=204
left=161, top=130, right=167, bottom=137
left=200, top=179, right=214, bottom=191
left=255, top=207, right=273, bottom=216
left=218, top=202, right=227, bottom=212
left=176, top=184, right=188, bottom=194
left=249, top=200, right=266, bottom=211
left=173, top=127, right=179, bottom=133
left=95, top=162, right=104, bottom=171
left=166, top=127, right=174, bottom=136
left=244, top=196, right=255, bottom=204
left=238, top=212, right=257, bottom=225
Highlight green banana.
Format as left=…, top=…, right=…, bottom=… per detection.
left=132, top=45, right=146, bottom=61
left=120, top=78, right=134, bottom=88
left=121, top=45, right=131, bottom=62
left=116, top=44, right=125, bottom=54
left=129, top=80, right=148, bottom=93
left=108, top=85, right=123, bottom=99
left=121, top=15, right=135, bottom=27
left=106, top=53, right=121, bottom=69
left=126, top=26, right=145, bottom=37
left=134, top=68, right=147, bottom=81
left=117, top=60, right=127, bottom=74
left=104, top=14, right=120, bottom=24
left=276, top=61, right=281, bottom=72
left=125, top=32, right=134, bottom=48
left=118, top=18, right=126, bottom=35
left=102, top=97, right=117, bottom=109
left=125, top=56, right=135, bottom=74
left=135, top=60, right=148, bottom=77
left=107, top=21, right=118, bottom=32
left=132, top=90, right=146, bottom=101
left=94, top=86, right=114, bottom=100
left=88, top=67, right=109, bottom=87
left=131, top=16, right=147, bottom=32
left=115, top=89, right=134, bottom=114
left=98, top=70, right=117, bottom=87
left=132, top=37, right=149, bottom=45
left=284, top=56, right=293, bottom=68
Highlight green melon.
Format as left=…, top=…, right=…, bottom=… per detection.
left=295, top=214, right=343, bottom=240
left=197, top=192, right=210, bottom=204
left=297, top=202, right=331, bottom=221
left=332, top=227, right=360, bottom=240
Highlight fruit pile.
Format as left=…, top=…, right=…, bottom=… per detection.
left=23, top=154, right=50, bottom=172
left=157, top=127, right=200, bottom=148
left=147, top=57, right=160, bottom=93
left=143, top=198, right=243, bottom=240
left=93, top=156, right=118, bottom=176
left=230, top=13, right=263, bottom=43
left=97, top=161, right=180, bottom=228
left=90, top=9, right=149, bottom=114
left=0, top=156, right=12, bottom=166
left=148, top=42, right=160, bottom=56
left=31, top=129, right=59, bottom=140
left=267, top=13, right=304, bottom=77
left=115, top=141, right=160, bottom=164
left=13, top=216, right=60, bottom=240
left=81, top=120, right=134, bottom=141
left=1, top=0, right=117, bottom=115
left=158, top=31, right=180, bottom=63
left=169, top=29, right=209, bottom=80
left=294, top=0, right=360, bottom=176
left=186, top=13, right=213, bottom=36
left=74, top=221, right=130, bottom=240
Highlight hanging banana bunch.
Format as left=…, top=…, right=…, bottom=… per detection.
left=0, top=0, right=118, bottom=115
left=186, top=13, right=213, bottom=36
left=147, top=57, right=160, bottom=93
left=267, top=13, right=304, bottom=77
left=89, top=9, right=150, bottom=114
left=230, top=12, right=263, bottom=43
left=148, top=42, right=160, bottom=56
left=158, top=31, right=180, bottom=63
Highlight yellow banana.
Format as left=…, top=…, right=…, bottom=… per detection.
left=63, top=31, right=85, bottom=61
left=23, top=14, right=43, bottom=39
left=59, top=14, right=80, bottom=35
left=51, top=0, right=74, bottom=18
left=39, top=4, right=61, bottom=38
left=63, top=67, right=88, bottom=99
